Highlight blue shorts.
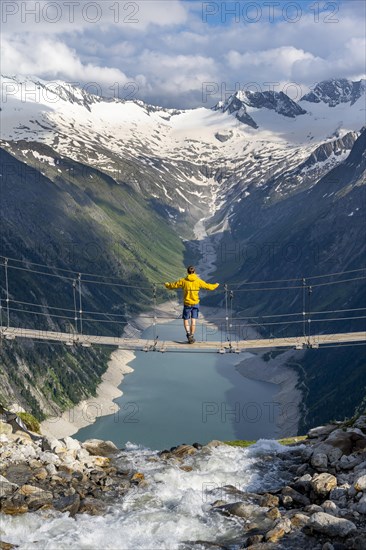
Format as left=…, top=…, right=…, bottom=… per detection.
left=182, top=304, right=200, bottom=320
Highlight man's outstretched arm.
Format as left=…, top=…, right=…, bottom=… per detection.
left=165, top=279, right=184, bottom=290
left=198, top=280, right=219, bottom=290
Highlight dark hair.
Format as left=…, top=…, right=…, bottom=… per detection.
left=187, top=265, right=195, bottom=274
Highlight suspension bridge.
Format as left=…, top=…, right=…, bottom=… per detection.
left=0, top=256, right=365, bottom=354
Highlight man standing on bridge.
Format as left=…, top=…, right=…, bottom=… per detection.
left=165, top=266, right=219, bottom=344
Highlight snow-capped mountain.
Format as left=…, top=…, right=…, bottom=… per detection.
left=301, top=78, right=366, bottom=107
left=0, top=75, right=365, bottom=234
left=214, top=90, right=307, bottom=128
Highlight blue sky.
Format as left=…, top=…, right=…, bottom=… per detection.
left=1, top=0, right=365, bottom=108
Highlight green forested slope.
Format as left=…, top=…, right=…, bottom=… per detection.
left=0, top=146, right=185, bottom=417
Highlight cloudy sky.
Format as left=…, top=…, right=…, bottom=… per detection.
left=1, top=0, right=365, bottom=108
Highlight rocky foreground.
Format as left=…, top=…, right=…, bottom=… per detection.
left=1, top=416, right=366, bottom=549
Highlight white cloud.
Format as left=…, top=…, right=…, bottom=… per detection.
left=1, top=0, right=188, bottom=34
left=1, top=35, right=131, bottom=88
left=1, top=0, right=365, bottom=108
left=226, top=46, right=314, bottom=74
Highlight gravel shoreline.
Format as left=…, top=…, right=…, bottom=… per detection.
left=40, top=350, right=135, bottom=439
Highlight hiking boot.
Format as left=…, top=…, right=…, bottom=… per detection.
left=188, top=334, right=195, bottom=344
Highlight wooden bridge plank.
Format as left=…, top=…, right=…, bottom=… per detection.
left=1, top=327, right=365, bottom=352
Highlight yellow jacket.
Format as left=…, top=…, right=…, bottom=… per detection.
left=165, top=274, right=219, bottom=305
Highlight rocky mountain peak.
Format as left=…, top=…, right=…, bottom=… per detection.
left=213, top=89, right=306, bottom=128
left=301, top=78, right=366, bottom=107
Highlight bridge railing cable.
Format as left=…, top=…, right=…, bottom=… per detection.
left=1, top=255, right=365, bottom=346
left=5, top=259, right=10, bottom=329
left=1, top=254, right=365, bottom=289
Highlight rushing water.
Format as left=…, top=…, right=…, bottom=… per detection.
left=76, top=321, right=280, bottom=450
left=1, top=441, right=297, bottom=550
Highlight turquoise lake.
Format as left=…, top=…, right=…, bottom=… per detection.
left=76, top=321, right=279, bottom=450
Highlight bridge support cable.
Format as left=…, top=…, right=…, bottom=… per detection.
left=152, top=283, right=158, bottom=347
left=224, top=283, right=229, bottom=339
left=229, top=289, right=234, bottom=351
left=223, top=284, right=235, bottom=351
left=78, top=273, right=83, bottom=335
left=302, top=277, right=307, bottom=340
left=0, top=261, right=3, bottom=333
left=72, top=279, right=78, bottom=335
left=4, top=258, right=10, bottom=329
left=307, top=285, right=313, bottom=347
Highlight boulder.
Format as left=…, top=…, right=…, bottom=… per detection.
left=215, top=501, right=272, bottom=527
left=92, top=457, right=111, bottom=468
left=290, top=513, right=310, bottom=528
left=81, top=439, right=118, bottom=457
left=0, top=499, right=28, bottom=515
left=299, top=447, right=314, bottom=461
left=0, top=540, right=18, bottom=550
left=308, top=425, right=337, bottom=439
left=347, top=429, right=366, bottom=451
left=321, top=500, right=339, bottom=516
left=329, top=487, right=348, bottom=507
left=324, top=430, right=354, bottom=455
left=281, top=495, right=293, bottom=508
left=246, top=534, right=264, bottom=546
left=309, top=512, right=357, bottom=537
left=18, top=484, right=41, bottom=496
left=311, top=473, right=337, bottom=497
left=266, top=507, right=280, bottom=520
left=62, top=437, right=81, bottom=455
left=10, top=444, right=37, bottom=462
left=261, top=493, right=280, bottom=508
left=265, top=518, right=291, bottom=543
left=17, top=485, right=53, bottom=511
left=338, top=453, right=362, bottom=470
left=346, top=535, right=366, bottom=550
left=327, top=447, right=343, bottom=465
left=34, top=468, right=48, bottom=481
left=3, top=464, right=34, bottom=486
left=216, top=501, right=253, bottom=518
left=42, top=437, right=65, bottom=454
left=171, top=444, right=197, bottom=458
left=354, top=460, right=366, bottom=473
left=204, top=440, right=225, bottom=448
left=296, top=463, right=310, bottom=476
left=0, top=475, right=18, bottom=498
left=53, top=494, right=80, bottom=517
left=311, top=452, right=328, bottom=471
left=354, top=474, right=366, bottom=492
left=79, top=497, right=107, bottom=515
left=130, top=472, right=144, bottom=484
left=211, top=500, right=227, bottom=508
left=354, top=415, right=366, bottom=432
left=45, top=464, right=57, bottom=476
left=281, top=486, right=310, bottom=506
left=291, top=474, right=312, bottom=494
left=76, top=448, right=90, bottom=462
left=305, top=504, right=324, bottom=514
left=356, top=494, right=366, bottom=515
